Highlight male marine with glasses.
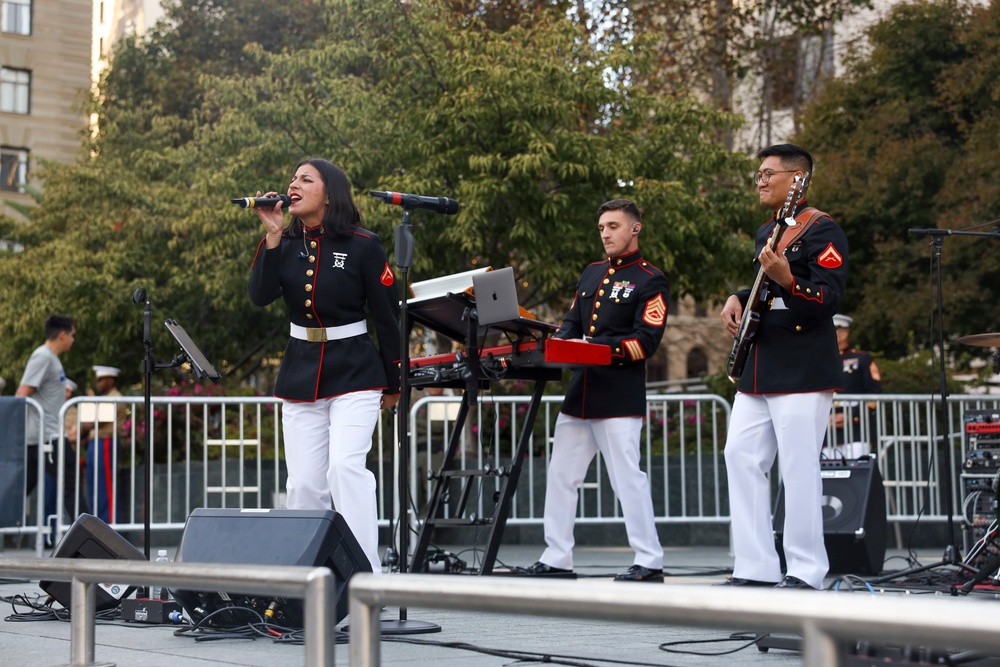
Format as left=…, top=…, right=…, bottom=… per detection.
left=718, top=144, right=849, bottom=590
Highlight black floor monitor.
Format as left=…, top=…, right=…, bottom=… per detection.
left=171, top=508, right=370, bottom=628
left=39, top=514, right=145, bottom=610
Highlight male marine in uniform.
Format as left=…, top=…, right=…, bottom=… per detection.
left=719, top=144, right=849, bottom=590
left=514, top=198, right=668, bottom=582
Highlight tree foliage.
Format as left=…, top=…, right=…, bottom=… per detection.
left=796, top=0, right=1000, bottom=359
left=0, top=0, right=756, bottom=391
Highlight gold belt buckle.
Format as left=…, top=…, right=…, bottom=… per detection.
left=305, top=328, right=328, bottom=343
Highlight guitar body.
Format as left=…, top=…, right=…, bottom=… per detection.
left=726, top=173, right=810, bottom=382
left=727, top=308, right=761, bottom=381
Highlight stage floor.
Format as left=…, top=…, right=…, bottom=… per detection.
left=1, top=543, right=998, bottom=666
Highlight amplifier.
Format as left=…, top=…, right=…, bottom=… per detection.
left=774, top=457, right=887, bottom=574
left=964, top=410, right=1000, bottom=469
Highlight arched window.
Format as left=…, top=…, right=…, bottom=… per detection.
left=686, top=347, right=708, bottom=378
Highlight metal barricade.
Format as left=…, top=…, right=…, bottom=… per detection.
left=348, top=573, right=1000, bottom=667
left=10, top=392, right=998, bottom=550
left=0, top=556, right=335, bottom=667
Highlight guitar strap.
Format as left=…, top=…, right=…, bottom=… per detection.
left=777, top=207, right=830, bottom=253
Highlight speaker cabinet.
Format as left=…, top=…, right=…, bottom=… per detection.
left=39, top=513, right=145, bottom=609
left=172, top=508, right=370, bottom=627
left=774, top=457, right=887, bottom=575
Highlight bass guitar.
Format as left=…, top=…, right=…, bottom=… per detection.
left=726, top=172, right=810, bottom=381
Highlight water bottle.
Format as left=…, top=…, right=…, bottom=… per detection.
left=150, top=549, right=170, bottom=600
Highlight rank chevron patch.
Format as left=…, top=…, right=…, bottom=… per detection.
left=380, top=263, right=395, bottom=286
left=642, top=294, right=667, bottom=326
left=624, top=339, right=645, bottom=361
left=817, top=243, right=843, bottom=269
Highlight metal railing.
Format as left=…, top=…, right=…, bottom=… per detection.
left=6, top=392, right=999, bottom=551
left=348, top=573, right=1000, bottom=667
left=0, top=556, right=335, bottom=667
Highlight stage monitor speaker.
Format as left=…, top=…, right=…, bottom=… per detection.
left=774, top=456, right=887, bottom=575
left=39, top=513, right=145, bottom=610
left=171, top=508, right=370, bottom=628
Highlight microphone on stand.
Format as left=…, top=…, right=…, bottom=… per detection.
left=231, top=194, right=291, bottom=209
left=370, top=190, right=459, bottom=215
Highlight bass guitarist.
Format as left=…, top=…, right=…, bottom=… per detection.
left=718, top=144, right=849, bottom=590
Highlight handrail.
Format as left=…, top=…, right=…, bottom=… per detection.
left=0, top=557, right=335, bottom=667
left=348, top=573, right=1000, bottom=667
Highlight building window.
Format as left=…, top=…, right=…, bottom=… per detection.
left=1, top=0, right=31, bottom=35
left=1, top=67, right=31, bottom=114
left=1, top=146, right=29, bottom=193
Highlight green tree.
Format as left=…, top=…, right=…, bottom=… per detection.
left=0, top=0, right=756, bottom=390
left=796, top=0, right=1000, bottom=360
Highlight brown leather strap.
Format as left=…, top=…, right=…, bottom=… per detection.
left=778, top=207, right=830, bottom=252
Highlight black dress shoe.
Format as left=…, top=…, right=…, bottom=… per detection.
left=714, top=577, right=778, bottom=587
left=511, top=561, right=575, bottom=577
left=614, top=565, right=664, bottom=582
left=773, top=575, right=817, bottom=590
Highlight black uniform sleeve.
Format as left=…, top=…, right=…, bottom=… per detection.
left=555, top=292, right=585, bottom=340
left=248, top=237, right=283, bottom=307
left=862, top=354, right=882, bottom=394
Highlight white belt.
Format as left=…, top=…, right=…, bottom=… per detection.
left=290, top=321, right=367, bottom=343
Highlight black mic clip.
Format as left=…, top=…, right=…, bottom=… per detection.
left=298, top=252, right=308, bottom=261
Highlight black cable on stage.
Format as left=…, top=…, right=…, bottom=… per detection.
left=658, top=632, right=764, bottom=657
left=383, top=634, right=685, bottom=667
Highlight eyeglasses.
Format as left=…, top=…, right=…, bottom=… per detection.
left=753, top=169, right=797, bottom=185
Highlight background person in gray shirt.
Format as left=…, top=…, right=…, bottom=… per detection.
left=16, top=314, right=88, bottom=536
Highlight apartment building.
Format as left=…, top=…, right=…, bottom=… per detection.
left=1, top=0, right=91, bottom=221
left=92, top=0, right=162, bottom=80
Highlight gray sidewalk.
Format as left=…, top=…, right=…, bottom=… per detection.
left=0, top=542, right=964, bottom=667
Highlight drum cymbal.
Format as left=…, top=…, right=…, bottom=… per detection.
left=955, top=333, right=1000, bottom=347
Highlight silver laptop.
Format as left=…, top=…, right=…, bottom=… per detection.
left=473, top=267, right=521, bottom=326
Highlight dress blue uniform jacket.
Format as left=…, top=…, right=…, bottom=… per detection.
left=557, top=249, right=670, bottom=419
left=248, top=225, right=401, bottom=402
left=734, top=202, right=849, bottom=395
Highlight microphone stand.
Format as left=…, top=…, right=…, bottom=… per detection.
left=132, top=288, right=221, bottom=591
left=135, top=288, right=153, bottom=564
left=380, top=208, right=440, bottom=635
left=880, top=224, right=1000, bottom=586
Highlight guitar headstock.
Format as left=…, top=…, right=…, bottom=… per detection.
left=778, top=171, right=811, bottom=224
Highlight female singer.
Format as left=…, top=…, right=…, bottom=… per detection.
left=248, top=158, right=400, bottom=573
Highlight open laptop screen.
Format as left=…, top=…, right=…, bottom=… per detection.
left=472, top=267, right=521, bottom=326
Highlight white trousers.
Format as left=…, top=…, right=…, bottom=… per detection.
left=724, top=391, right=832, bottom=589
left=281, top=391, right=382, bottom=573
left=540, top=413, right=663, bottom=570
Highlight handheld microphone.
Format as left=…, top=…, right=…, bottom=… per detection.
left=369, top=190, right=459, bottom=215
left=231, top=194, right=291, bottom=209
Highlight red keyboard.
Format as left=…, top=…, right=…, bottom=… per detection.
left=410, top=338, right=610, bottom=386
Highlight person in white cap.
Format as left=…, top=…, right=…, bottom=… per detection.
left=824, top=314, right=881, bottom=459
left=80, top=365, right=124, bottom=523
